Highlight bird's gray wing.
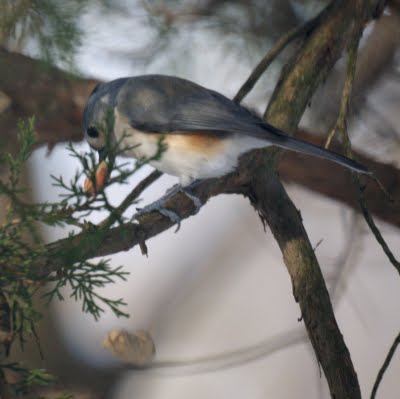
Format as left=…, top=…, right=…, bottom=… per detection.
left=115, top=75, right=268, bottom=137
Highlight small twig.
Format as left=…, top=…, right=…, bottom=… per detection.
left=356, top=179, right=400, bottom=274
left=312, top=239, right=323, bottom=252
left=371, top=174, right=395, bottom=203
left=233, top=14, right=321, bottom=104
left=138, top=241, right=148, bottom=256
left=324, top=124, right=339, bottom=149
left=330, top=212, right=364, bottom=305
left=371, top=330, right=400, bottom=399
left=324, top=20, right=361, bottom=149
left=99, top=170, right=162, bottom=229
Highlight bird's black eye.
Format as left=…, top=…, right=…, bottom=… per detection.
left=87, top=126, right=99, bottom=138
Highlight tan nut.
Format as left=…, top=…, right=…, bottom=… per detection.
left=84, top=160, right=109, bottom=196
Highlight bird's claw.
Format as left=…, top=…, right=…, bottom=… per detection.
left=134, top=182, right=203, bottom=232
left=135, top=198, right=182, bottom=232
left=182, top=189, right=202, bottom=214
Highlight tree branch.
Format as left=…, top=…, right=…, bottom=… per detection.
left=251, top=1, right=373, bottom=397
left=371, top=330, right=400, bottom=399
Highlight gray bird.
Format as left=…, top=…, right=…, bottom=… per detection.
left=83, top=75, right=369, bottom=221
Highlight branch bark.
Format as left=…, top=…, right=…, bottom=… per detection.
left=248, top=2, right=367, bottom=397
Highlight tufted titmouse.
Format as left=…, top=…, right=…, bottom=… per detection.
left=83, top=75, right=369, bottom=220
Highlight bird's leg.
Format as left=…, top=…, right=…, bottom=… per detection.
left=134, top=180, right=203, bottom=232
left=180, top=180, right=203, bottom=213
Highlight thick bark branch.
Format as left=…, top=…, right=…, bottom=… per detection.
left=249, top=159, right=361, bottom=398
left=254, top=1, right=369, bottom=397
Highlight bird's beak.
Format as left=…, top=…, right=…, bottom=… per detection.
left=98, top=147, right=108, bottom=162
left=98, top=147, right=115, bottom=171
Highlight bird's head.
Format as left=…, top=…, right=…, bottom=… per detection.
left=83, top=78, right=128, bottom=161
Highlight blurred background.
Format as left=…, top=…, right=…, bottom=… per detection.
left=1, top=0, right=400, bottom=398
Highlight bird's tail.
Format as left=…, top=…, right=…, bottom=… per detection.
left=261, top=123, right=370, bottom=174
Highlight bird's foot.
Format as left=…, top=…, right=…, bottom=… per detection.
left=135, top=196, right=182, bottom=231
left=135, top=181, right=203, bottom=232
left=181, top=186, right=202, bottom=214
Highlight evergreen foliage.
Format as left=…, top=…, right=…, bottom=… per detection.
left=0, top=112, right=166, bottom=395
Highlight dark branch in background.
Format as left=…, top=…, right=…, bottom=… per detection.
left=279, top=130, right=400, bottom=228
left=0, top=47, right=98, bottom=151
